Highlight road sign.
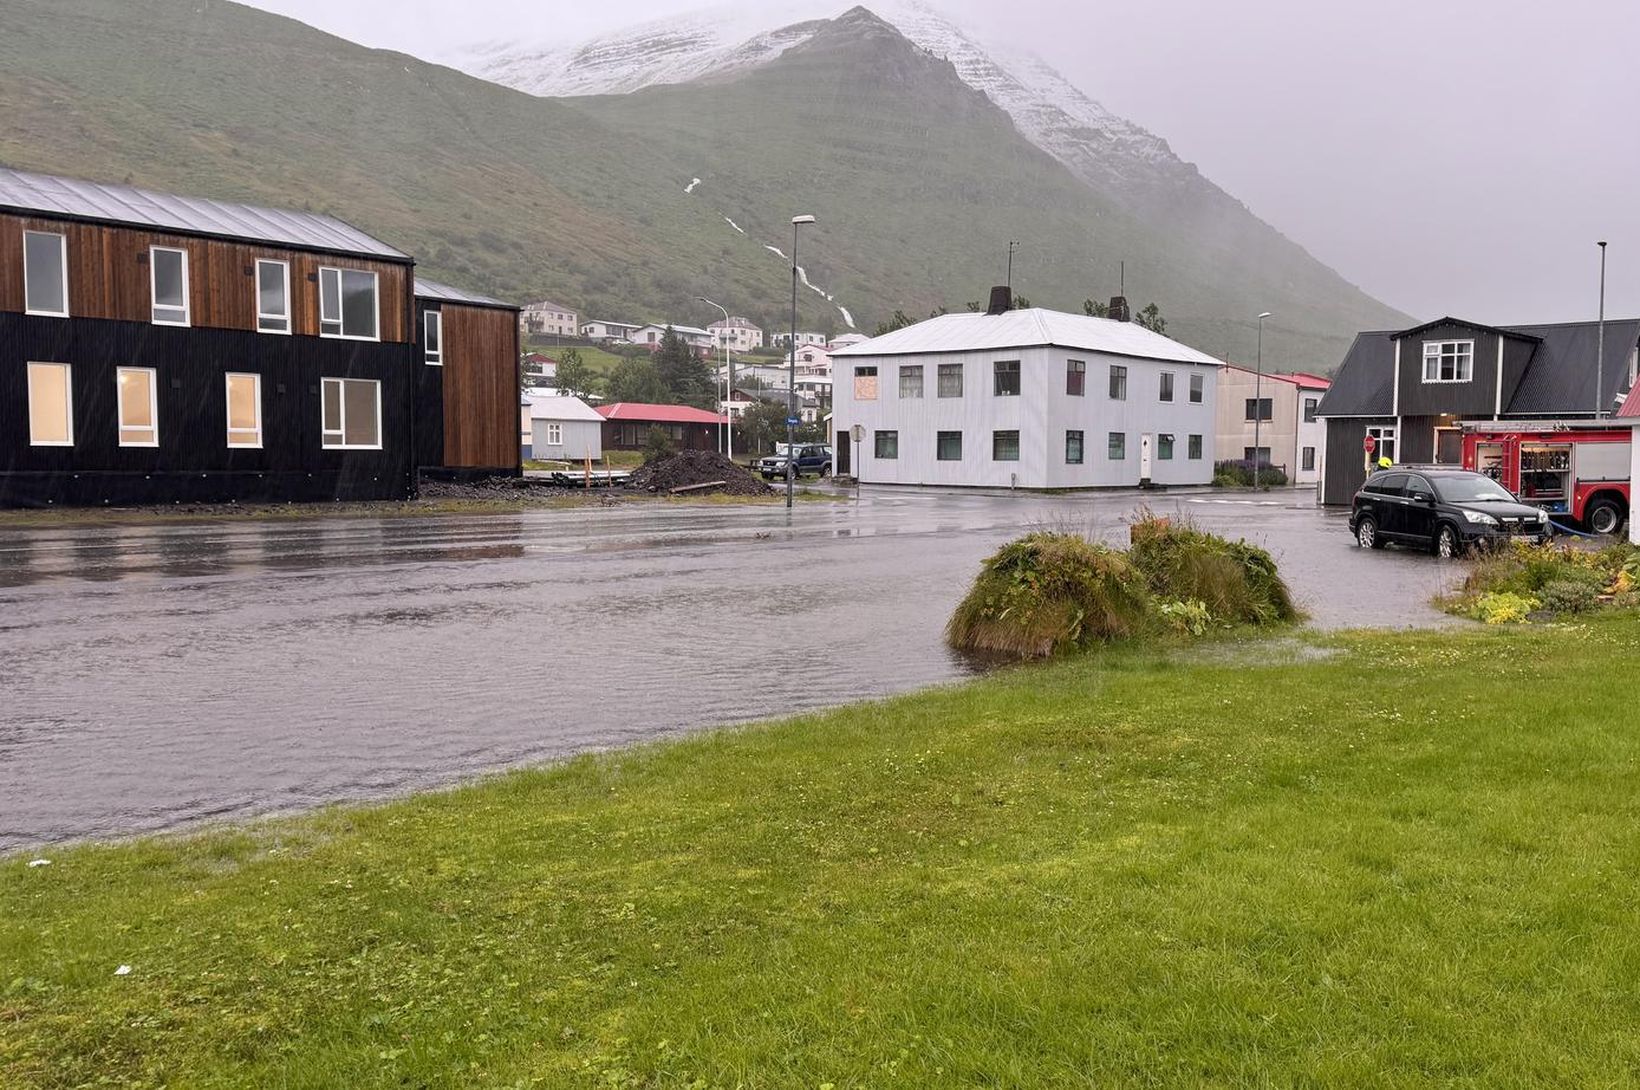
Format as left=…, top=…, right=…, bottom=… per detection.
left=1363, top=435, right=1377, bottom=454
left=850, top=424, right=865, bottom=443
left=786, top=416, right=800, bottom=427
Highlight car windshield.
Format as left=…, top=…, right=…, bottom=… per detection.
left=1434, top=475, right=1516, bottom=503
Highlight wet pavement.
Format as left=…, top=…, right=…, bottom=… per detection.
left=0, top=487, right=1461, bottom=851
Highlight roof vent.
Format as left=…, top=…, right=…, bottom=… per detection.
left=1108, top=296, right=1130, bottom=322
left=986, top=286, right=1012, bottom=315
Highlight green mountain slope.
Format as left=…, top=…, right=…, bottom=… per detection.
left=0, top=0, right=1406, bottom=369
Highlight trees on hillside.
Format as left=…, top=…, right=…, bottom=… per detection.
left=1135, top=303, right=1167, bottom=334
left=554, top=348, right=598, bottom=399
left=653, top=327, right=717, bottom=409
left=604, top=357, right=670, bottom=404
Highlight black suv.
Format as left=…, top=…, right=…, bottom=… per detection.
left=1351, top=468, right=1549, bottom=557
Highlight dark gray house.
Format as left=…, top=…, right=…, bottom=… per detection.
left=1315, top=316, right=1640, bottom=505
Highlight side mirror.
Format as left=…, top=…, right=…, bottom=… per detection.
left=1412, top=491, right=1432, bottom=504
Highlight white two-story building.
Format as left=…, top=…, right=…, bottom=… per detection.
left=830, top=304, right=1219, bottom=488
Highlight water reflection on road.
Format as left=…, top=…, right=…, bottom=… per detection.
left=0, top=488, right=1458, bottom=849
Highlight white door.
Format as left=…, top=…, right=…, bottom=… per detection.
left=1140, top=433, right=1154, bottom=481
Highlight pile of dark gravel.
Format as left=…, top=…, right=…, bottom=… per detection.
left=626, top=450, right=772, bottom=496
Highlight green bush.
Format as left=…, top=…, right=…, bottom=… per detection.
left=946, top=533, right=1151, bottom=657
left=1470, top=591, right=1539, bottom=625
left=642, top=426, right=676, bottom=463
left=1539, top=579, right=1601, bottom=614
left=1157, top=598, right=1212, bottom=637
left=1127, top=515, right=1300, bottom=626
left=1212, top=460, right=1290, bottom=488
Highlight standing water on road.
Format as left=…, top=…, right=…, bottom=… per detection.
left=0, top=489, right=1457, bottom=850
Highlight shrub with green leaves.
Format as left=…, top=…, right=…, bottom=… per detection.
left=1538, top=579, right=1601, bottom=614
left=1470, top=591, right=1539, bottom=625
left=946, top=533, right=1152, bottom=657
left=1128, top=515, right=1299, bottom=626
left=1157, top=598, right=1212, bottom=637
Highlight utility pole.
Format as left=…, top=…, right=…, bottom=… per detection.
left=699, top=297, right=732, bottom=460
left=1006, top=240, right=1019, bottom=297
left=787, top=215, right=817, bottom=509
left=1254, top=312, right=1272, bottom=490
left=1596, top=241, right=1608, bottom=418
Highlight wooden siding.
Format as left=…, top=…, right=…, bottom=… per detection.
left=440, top=303, right=520, bottom=470
left=0, top=213, right=411, bottom=342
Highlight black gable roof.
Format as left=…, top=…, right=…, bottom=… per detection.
left=1315, top=331, right=1395, bottom=417
left=1505, top=318, right=1640, bottom=414
left=1392, top=316, right=1541, bottom=344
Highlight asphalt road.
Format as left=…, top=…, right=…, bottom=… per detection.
left=0, top=487, right=1460, bottom=850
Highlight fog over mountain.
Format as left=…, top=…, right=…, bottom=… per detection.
left=249, top=0, right=1640, bottom=336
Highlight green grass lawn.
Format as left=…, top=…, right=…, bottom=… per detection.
left=6, top=618, right=1640, bottom=1086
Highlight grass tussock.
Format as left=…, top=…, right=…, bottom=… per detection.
left=947, top=514, right=1298, bottom=658
left=945, top=532, right=1151, bottom=656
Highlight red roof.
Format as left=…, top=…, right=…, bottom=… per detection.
left=1282, top=371, right=1333, bottom=389
left=596, top=402, right=728, bottom=425
left=1616, top=392, right=1640, bottom=419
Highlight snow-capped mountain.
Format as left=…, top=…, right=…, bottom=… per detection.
left=450, top=2, right=1211, bottom=219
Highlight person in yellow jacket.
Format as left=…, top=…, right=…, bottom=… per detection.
left=1376, top=455, right=1393, bottom=471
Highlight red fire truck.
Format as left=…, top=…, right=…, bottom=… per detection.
left=1460, top=421, right=1630, bottom=534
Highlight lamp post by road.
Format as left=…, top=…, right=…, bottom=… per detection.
left=1596, top=241, right=1608, bottom=418
left=1253, top=312, right=1272, bottom=490
left=787, top=214, right=817, bottom=509
left=699, top=296, right=732, bottom=459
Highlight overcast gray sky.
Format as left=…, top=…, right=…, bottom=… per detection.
left=252, top=0, right=1640, bottom=326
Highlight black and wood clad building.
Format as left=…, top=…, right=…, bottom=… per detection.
left=0, top=167, right=521, bottom=507
left=1315, top=315, right=1640, bottom=505
left=412, top=279, right=521, bottom=479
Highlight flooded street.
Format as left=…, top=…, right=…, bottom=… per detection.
left=0, top=488, right=1459, bottom=850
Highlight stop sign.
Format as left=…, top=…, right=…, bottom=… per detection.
left=1363, top=435, right=1377, bottom=455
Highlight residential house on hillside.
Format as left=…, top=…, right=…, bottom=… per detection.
left=709, top=316, right=764, bottom=353
left=0, top=167, right=515, bottom=506
left=529, top=394, right=604, bottom=462
left=629, top=323, right=714, bottom=355
left=787, top=344, right=833, bottom=376
left=581, top=319, right=640, bottom=343
left=1213, top=365, right=1329, bottom=485
left=520, top=299, right=577, bottom=338
left=522, top=352, right=557, bottom=382
left=772, top=330, right=827, bottom=349
left=413, top=279, right=522, bottom=479
left=831, top=294, right=1219, bottom=487
left=1315, top=316, right=1640, bottom=505
left=828, top=333, right=869, bottom=352
left=597, top=402, right=726, bottom=451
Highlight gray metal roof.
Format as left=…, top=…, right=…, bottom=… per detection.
left=1316, top=318, right=1640, bottom=418
left=831, top=308, right=1223, bottom=366
left=0, top=166, right=408, bottom=260
left=415, top=278, right=515, bottom=309
left=1315, top=331, right=1396, bottom=417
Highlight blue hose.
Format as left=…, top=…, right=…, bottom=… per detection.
left=1547, top=516, right=1599, bottom=539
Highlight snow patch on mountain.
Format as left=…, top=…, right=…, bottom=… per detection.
left=684, top=177, right=701, bottom=194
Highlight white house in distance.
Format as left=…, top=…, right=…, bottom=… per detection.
left=629, top=323, right=714, bottom=354
left=529, top=395, right=605, bottom=462
left=520, top=300, right=578, bottom=338
left=581, top=319, right=641, bottom=343
left=772, top=330, right=828, bottom=349
left=709, top=316, right=764, bottom=353
left=830, top=297, right=1220, bottom=488
left=829, top=333, right=869, bottom=352
left=1213, top=365, right=1331, bottom=484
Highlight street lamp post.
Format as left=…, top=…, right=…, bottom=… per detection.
left=699, top=296, right=731, bottom=459
left=1596, top=241, right=1608, bottom=419
left=1254, top=312, right=1272, bottom=491
left=788, top=214, right=816, bottom=510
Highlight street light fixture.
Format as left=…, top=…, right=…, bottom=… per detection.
left=1254, top=312, right=1272, bottom=491
left=787, top=214, right=817, bottom=510
left=699, top=296, right=731, bottom=459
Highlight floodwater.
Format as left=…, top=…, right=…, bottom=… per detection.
left=0, top=487, right=1458, bottom=851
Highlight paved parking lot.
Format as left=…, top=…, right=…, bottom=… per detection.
left=0, top=486, right=1461, bottom=849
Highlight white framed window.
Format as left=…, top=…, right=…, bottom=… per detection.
left=321, top=377, right=382, bottom=449
left=226, top=372, right=263, bottom=448
left=26, top=362, right=73, bottom=446
left=546, top=422, right=563, bottom=445
left=150, top=247, right=190, bottom=326
left=853, top=365, right=878, bottom=401
left=116, top=367, right=159, bottom=446
left=256, top=260, right=291, bottom=334
left=1159, top=372, right=1175, bottom=402
left=23, top=231, right=69, bottom=317
left=937, top=363, right=963, bottom=398
left=1422, top=340, right=1473, bottom=383
left=424, top=309, right=443, bottom=365
left=318, top=267, right=380, bottom=341
left=1189, top=374, right=1204, bottom=404
left=1367, top=425, right=1398, bottom=463
left=898, top=364, right=922, bottom=398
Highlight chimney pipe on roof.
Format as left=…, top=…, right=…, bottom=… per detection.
left=986, top=286, right=1012, bottom=315
left=1108, top=296, right=1130, bottom=322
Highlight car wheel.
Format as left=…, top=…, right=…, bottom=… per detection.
left=1434, top=524, right=1463, bottom=559
left=821, top=462, right=832, bottom=477
left=1587, top=498, right=1625, bottom=536
left=1356, top=515, right=1383, bottom=550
